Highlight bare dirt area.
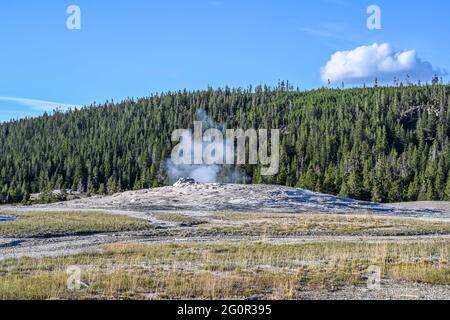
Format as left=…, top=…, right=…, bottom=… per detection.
left=296, top=280, right=450, bottom=300
left=7, top=182, right=449, bottom=218
left=1, top=182, right=449, bottom=300
left=392, top=201, right=450, bottom=212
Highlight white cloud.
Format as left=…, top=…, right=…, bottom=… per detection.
left=321, top=43, right=446, bottom=84
left=0, top=96, right=83, bottom=112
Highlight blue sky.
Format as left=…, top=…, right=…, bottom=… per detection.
left=0, top=0, right=449, bottom=122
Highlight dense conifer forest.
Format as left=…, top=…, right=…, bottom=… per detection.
left=1, top=82, right=450, bottom=204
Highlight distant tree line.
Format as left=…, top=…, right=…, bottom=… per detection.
left=0, top=82, right=449, bottom=204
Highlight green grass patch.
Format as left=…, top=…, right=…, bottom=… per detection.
left=0, top=211, right=153, bottom=238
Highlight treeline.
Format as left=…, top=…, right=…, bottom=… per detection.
left=1, top=83, right=450, bottom=204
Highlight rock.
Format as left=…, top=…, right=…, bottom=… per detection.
left=173, top=178, right=197, bottom=187
left=247, top=294, right=266, bottom=301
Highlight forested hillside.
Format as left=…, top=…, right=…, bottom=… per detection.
left=1, top=83, right=450, bottom=204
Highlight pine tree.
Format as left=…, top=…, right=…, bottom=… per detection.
left=106, top=177, right=119, bottom=195
left=98, top=183, right=106, bottom=195
left=297, top=167, right=316, bottom=191
left=347, top=171, right=363, bottom=199
left=322, top=166, right=336, bottom=195
left=407, top=176, right=420, bottom=201
left=445, top=175, right=450, bottom=201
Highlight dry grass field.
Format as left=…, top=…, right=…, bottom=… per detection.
left=0, top=210, right=449, bottom=300
left=0, top=240, right=448, bottom=300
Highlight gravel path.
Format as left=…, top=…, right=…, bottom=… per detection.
left=297, top=280, right=450, bottom=300
left=2, top=230, right=450, bottom=261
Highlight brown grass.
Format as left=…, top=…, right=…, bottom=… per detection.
left=199, top=214, right=450, bottom=236
left=0, top=240, right=448, bottom=300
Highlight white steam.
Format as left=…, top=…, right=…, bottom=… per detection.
left=165, top=110, right=248, bottom=184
